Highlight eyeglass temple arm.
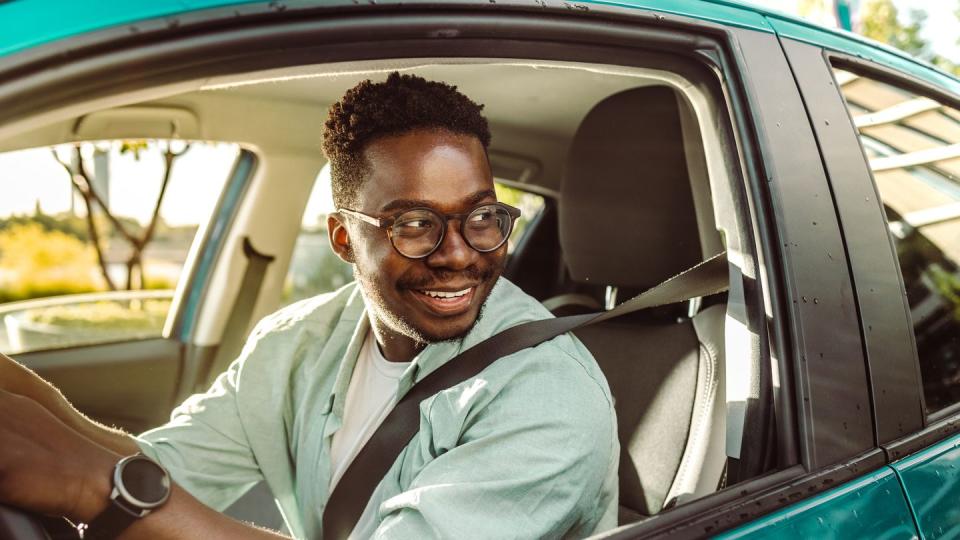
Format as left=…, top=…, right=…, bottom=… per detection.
left=338, top=208, right=387, bottom=228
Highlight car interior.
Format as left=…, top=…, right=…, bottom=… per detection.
left=0, top=56, right=771, bottom=532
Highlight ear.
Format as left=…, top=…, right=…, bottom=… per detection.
left=328, top=213, right=354, bottom=263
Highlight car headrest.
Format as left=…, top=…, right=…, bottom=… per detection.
left=559, top=86, right=702, bottom=290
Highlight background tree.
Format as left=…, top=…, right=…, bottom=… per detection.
left=858, top=0, right=960, bottom=76
left=52, top=141, right=191, bottom=291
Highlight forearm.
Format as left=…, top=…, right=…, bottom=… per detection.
left=0, top=384, right=279, bottom=540
left=115, top=484, right=289, bottom=540
left=66, top=444, right=286, bottom=540
left=0, top=353, right=139, bottom=455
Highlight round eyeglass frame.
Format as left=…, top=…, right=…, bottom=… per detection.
left=337, top=202, right=522, bottom=259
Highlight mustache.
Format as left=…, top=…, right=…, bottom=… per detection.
left=397, top=263, right=499, bottom=290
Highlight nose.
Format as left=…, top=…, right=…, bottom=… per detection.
left=425, top=219, right=479, bottom=270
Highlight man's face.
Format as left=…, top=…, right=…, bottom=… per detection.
left=342, top=129, right=506, bottom=344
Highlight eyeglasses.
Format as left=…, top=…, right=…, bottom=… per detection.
left=338, top=202, right=522, bottom=259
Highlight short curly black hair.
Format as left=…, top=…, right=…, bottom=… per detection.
left=322, top=72, right=491, bottom=208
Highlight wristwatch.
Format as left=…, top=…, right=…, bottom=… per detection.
left=84, top=454, right=171, bottom=540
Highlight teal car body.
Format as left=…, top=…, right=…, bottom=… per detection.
left=2, top=0, right=957, bottom=93
left=720, top=431, right=960, bottom=539
left=1, top=1, right=958, bottom=539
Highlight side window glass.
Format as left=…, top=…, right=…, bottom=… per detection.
left=834, top=69, right=960, bottom=413
left=0, top=140, right=239, bottom=354
left=279, top=166, right=546, bottom=309
left=493, top=182, right=546, bottom=254
left=281, top=164, right=353, bottom=308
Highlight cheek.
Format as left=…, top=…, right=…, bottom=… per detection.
left=350, top=229, right=391, bottom=269
left=353, top=238, right=410, bottom=287
left=484, top=248, right=508, bottom=273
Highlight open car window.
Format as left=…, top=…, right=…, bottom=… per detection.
left=233, top=58, right=774, bottom=528
left=0, top=24, right=783, bottom=536
left=0, top=140, right=238, bottom=354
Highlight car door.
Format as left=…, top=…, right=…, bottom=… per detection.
left=0, top=1, right=939, bottom=538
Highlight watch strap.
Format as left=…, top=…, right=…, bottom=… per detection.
left=83, top=454, right=170, bottom=540
left=84, top=497, right=142, bottom=540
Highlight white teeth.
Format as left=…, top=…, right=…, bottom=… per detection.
left=422, top=288, right=471, bottom=298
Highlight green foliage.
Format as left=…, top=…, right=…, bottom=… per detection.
left=143, top=276, right=177, bottom=290
left=494, top=183, right=546, bottom=245
left=929, top=264, right=960, bottom=321
left=859, top=0, right=960, bottom=76
left=861, top=0, right=928, bottom=56
left=0, top=208, right=150, bottom=243
left=0, top=212, right=90, bottom=242
left=119, top=140, right=150, bottom=160
left=0, top=223, right=102, bottom=302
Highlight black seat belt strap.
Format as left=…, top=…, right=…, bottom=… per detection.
left=322, top=252, right=729, bottom=539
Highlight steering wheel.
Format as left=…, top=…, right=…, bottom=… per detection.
left=0, top=505, right=57, bottom=540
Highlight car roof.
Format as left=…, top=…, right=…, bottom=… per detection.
left=0, top=0, right=254, bottom=57
left=0, top=0, right=957, bottom=93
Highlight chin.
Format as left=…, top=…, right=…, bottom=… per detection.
left=419, top=300, right=489, bottom=343
left=418, top=320, right=477, bottom=343
left=360, top=269, right=499, bottom=345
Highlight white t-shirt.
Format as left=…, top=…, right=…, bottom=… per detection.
left=328, top=330, right=410, bottom=491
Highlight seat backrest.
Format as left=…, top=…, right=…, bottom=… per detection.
left=560, top=85, right=701, bottom=291
left=574, top=318, right=700, bottom=516
left=556, top=86, right=726, bottom=518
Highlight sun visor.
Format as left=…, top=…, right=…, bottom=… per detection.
left=73, top=106, right=200, bottom=140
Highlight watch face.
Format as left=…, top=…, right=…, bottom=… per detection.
left=118, top=456, right=171, bottom=507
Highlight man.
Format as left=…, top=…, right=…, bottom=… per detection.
left=0, top=72, right=618, bottom=538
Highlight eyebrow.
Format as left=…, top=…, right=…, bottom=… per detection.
left=380, top=189, right=497, bottom=213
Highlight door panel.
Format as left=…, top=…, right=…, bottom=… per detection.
left=715, top=467, right=918, bottom=539
left=15, top=338, right=181, bottom=434
left=893, top=432, right=960, bottom=540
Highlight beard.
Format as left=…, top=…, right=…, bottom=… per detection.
left=354, top=261, right=501, bottom=345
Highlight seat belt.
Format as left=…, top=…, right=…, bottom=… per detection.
left=322, top=252, right=729, bottom=539
left=200, top=237, right=275, bottom=385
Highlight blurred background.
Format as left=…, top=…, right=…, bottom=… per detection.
left=754, top=0, right=959, bottom=75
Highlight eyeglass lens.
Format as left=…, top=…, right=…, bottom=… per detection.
left=390, top=204, right=513, bottom=258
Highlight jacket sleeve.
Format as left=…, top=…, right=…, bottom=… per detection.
left=134, top=322, right=272, bottom=512
left=371, top=348, right=619, bottom=540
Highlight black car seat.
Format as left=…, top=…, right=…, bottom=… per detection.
left=550, top=86, right=727, bottom=522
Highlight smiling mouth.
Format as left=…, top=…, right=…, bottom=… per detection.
left=411, top=286, right=476, bottom=314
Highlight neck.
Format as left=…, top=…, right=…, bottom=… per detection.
left=369, top=319, right=425, bottom=363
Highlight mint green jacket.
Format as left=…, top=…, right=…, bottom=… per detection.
left=137, top=278, right=619, bottom=539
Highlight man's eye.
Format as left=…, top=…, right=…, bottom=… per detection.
left=395, top=219, right=434, bottom=236
left=401, top=219, right=433, bottom=229
left=469, top=210, right=494, bottom=222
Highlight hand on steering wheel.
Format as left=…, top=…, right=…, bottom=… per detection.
left=0, top=390, right=117, bottom=537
